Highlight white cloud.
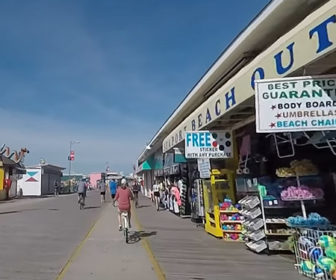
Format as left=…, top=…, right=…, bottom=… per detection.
left=0, top=108, right=153, bottom=174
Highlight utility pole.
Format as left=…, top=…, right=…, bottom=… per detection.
left=68, top=140, right=79, bottom=192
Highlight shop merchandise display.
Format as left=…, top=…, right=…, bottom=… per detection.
left=203, top=169, right=236, bottom=238
left=170, top=185, right=181, bottom=214
left=239, top=195, right=267, bottom=253
left=294, top=228, right=336, bottom=279
left=256, top=184, right=296, bottom=252
left=287, top=213, right=331, bottom=229
left=277, top=164, right=323, bottom=219
left=190, top=179, right=205, bottom=223
left=290, top=160, right=319, bottom=176
left=276, top=159, right=318, bottom=177
left=265, top=228, right=295, bottom=235
left=276, top=167, right=297, bottom=178
left=219, top=198, right=244, bottom=242
left=178, top=177, right=189, bottom=216
left=281, top=186, right=324, bottom=201
left=219, top=198, right=241, bottom=212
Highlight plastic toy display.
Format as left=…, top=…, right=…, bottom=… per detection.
left=203, top=169, right=236, bottom=238
left=287, top=213, right=331, bottom=229
left=281, top=186, right=324, bottom=200
left=219, top=198, right=244, bottom=242
left=294, top=228, right=336, bottom=280
left=276, top=167, right=296, bottom=178
left=276, top=159, right=318, bottom=177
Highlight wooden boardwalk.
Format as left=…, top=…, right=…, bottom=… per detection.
left=135, top=195, right=304, bottom=280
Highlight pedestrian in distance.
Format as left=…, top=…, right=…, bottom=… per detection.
left=109, top=179, right=117, bottom=199
left=152, top=180, right=160, bottom=211
left=54, top=180, right=60, bottom=197
left=131, top=180, right=140, bottom=208
left=98, top=180, right=106, bottom=204
left=77, top=179, right=87, bottom=206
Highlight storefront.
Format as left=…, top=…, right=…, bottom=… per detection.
left=137, top=1, right=336, bottom=278
left=136, top=155, right=154, bottom=198
left=0, top=146, right=28, bottom=200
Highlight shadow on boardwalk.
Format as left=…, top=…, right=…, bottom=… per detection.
left=128, top=230, right=157, bottom=244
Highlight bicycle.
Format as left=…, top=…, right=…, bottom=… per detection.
left=113, top=201, right=129, bottom=243
left=78, top=193, right=85, bottom=210
left=121, top=210, right=129, bottom=243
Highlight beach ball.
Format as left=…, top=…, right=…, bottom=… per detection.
left=326, top=246, right=336, bottom=260
left=301, top=260, right=314, bottom=273
left=309, top=247, right=323, bottom=262
left=317, top=257, right=336, bottom=273
left=319, top=235, right=336, bottom=248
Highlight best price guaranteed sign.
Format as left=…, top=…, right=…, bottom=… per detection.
left=255, top=75, right=336, bottom=133
left=185, top=131, right=233, bottom=159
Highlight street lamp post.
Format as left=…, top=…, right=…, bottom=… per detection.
left=68, top=140, right=80, bottom=191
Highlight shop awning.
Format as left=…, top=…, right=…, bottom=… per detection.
left=136, top=156, right=154, bottom=173
left=142, top=160, right=152, bottom=171
left=174, top=148, right=187, bottom=163
left=162, top=1, right=336, bottom=152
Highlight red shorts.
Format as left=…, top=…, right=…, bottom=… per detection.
left=118, top=206, right=130, bottom=212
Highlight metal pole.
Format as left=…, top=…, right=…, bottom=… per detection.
left=69, top=141, right=72, bottom=192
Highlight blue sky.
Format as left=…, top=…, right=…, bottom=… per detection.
left=0, top=0, right=269, bottom=174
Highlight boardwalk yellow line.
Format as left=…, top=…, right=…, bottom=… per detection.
left=55, top=212, right=102, bottom=280
left=133, top=204, right=166, bottom=280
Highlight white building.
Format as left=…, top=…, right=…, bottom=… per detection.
left=17, top=164, right=65, bottom=196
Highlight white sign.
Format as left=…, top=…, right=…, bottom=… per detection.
left=185, top=131, right=233, bottom=159
left=197, top=159, right=211, bottom=179
left=255, top=75, right=336, bottom=133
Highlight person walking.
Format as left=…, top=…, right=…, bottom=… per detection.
left=109, top=179, right=117, bottom=199
left=54, top=180, right=60, bottom=197
left=131, top=180, right=140, bottom=208
left=152, top=181, right=160, bottom=211
left=98, top=180, right=106, bottom=204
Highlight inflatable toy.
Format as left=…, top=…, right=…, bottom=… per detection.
left=309, top=247, right=323, bottom=262
left=317, top=257, right=336, bottom=273
left=319, top=235, right=336, bottom=248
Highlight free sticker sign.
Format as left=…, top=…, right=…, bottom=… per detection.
left=255, top=75, right=336, bottom=133
left=185, top=131, right=233, bottom=159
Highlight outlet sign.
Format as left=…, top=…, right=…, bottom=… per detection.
left=185, top=131, right=233, bottom=159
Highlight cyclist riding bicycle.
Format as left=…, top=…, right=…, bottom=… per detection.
left=77, top=179, right=87, bottom=205
left=114, top=178, right=133, bottom=231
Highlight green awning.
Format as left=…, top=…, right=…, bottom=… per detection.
left=142, top=160, right=152, bottom=170
left=153, top=160, right=163, bottom=170
left=140, top=153, right=163, bottom=171
left=174, top=153, right=187, bottom=163
left=174, top=148, right=187, bottom=163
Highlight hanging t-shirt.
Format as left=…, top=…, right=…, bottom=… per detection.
left=171, top=186, right=181, bottom=206
left=153, top=184, right=159, bottom=192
